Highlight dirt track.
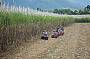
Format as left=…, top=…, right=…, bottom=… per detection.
left=1, top=23, right=90, bottom=59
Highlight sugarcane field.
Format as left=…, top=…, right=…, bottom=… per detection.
left=0, top=0, right=90, bottom=59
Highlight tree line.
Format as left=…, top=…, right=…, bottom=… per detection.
left=37, top=5, right=90, bottom=15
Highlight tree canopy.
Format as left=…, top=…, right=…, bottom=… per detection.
left=37, top=5, right=90, bottom=15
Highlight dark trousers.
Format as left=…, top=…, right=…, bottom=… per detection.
left=41, top=36, right=48, bottom=40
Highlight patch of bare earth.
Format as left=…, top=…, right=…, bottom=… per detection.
left=1, top=23, right=90, bottom=59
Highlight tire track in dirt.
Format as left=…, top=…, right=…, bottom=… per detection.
left=36, top=23, right=80, bottom=59
left=1, top=23, right=90, bottom=59
left=37, top=23, right=90, bottom=59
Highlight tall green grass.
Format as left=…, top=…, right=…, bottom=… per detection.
left=0, top=12, right=75, bottom=25
left=0, top=11, right=79, bottom=52
left=1, top=11, right=90, bottom=53
left=75, top=18, right=90, bottom=23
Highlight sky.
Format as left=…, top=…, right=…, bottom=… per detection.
left=4, top=0, right=90, bottom=10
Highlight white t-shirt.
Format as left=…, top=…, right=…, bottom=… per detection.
left=42, top=32, right=48, bottom=37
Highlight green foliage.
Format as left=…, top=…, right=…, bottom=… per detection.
left=52, top=5, right=90, bottom=15
left=0, top=12, right=11, bottom=26
left=0, top=11, right=76, bottom=52
left=75, top=18, right=90, bottom=23
left=0, top=11, right=75, bottom=26
left=0, top=11, right=90, bottom=52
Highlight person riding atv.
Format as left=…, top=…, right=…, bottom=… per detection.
left=51, top=30, right=59, bottom=38
left=60, top=26, right=64, bottom=36
left=41, top=30, right=48, bottom=40
left=57, top=26, right=64, bottom=36
left=51, top=26, right=64, bottom=38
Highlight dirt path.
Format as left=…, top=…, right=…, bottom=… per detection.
left=1, top=23, right=90, bottom=59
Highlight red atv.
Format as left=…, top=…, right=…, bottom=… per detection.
left=51, top=30, right=59, bottom=38
left=51, top=30, right=64, bottom=38
left=58, top=30, right=64, bottom=36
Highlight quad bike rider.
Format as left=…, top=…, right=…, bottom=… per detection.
left=41, top=30, right=48, bottom=40
left=51, top=30, right=59, bottom=38
left=51, top=26, right=64, bottom=38
left=59, top=26, right=64, bottom=36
